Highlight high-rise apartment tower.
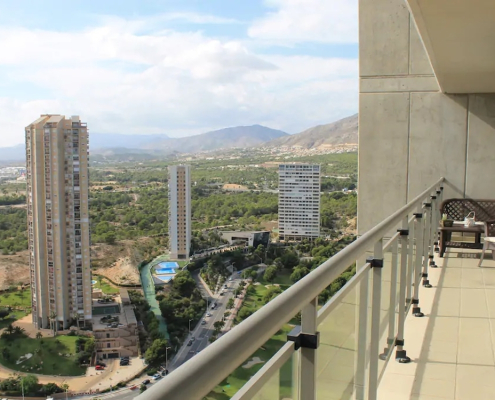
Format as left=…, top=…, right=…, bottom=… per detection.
left=168, top=165, right=191, bottom=259
left=278, top=163, right=321, bottom=241
left=25, top=115, right=92, bottom=330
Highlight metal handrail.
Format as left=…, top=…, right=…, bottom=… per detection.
left=139, top=177, right=444, bottom=400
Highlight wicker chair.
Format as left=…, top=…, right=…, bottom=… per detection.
left=478, top=221, right=495, bottom=267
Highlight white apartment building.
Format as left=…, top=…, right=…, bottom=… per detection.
left=168, top=165, right=191, bottom=259
left=278, top=164, right=321, bottom=241
left=25, top=115, right=92, bottom=330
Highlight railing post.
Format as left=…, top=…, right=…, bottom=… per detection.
left=422, top=203, right=433, bottom=288
left=300, top=297, right=317, bottom=400
left=434, top=187, right=444, bottom=253
left=367, top=240, right=383, bottom=400
left=379, top=239, right=398, bottom=360
left=406, top=216, right=415, bottom=307
left=354, top=264, right=369, bottom=400
left=429, top=194, right=438, bottom=268
left=395, top=217, right=411, bottom=363
left=412, top=210, right=425, bottom=317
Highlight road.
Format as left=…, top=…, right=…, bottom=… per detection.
left=170, top=273, right=241, bottom=369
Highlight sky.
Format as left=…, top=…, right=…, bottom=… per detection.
left=0, top=0, right=358, bottom=147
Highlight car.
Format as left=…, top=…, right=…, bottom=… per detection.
left=152, top=374, right=162, bottom=381
left=141, top=379, right=150, bottom=385
left=96, top=362, right=106, bottom=367
left=219, top=292, right=224, bottom=296
left=95, top=365, right=104, bottom=370
left=120, top=359, right=129, bottom=366
left=120, top=357, right=129, bottom=361
left=223, top=284, right=228, bottom=289
left=201, top=320, right=206, bottom=325
left=187, top=339, right=193, bottom=346
left=206, top=312, right=212, bottom=317
left=229, top=277, right=233, bottom=281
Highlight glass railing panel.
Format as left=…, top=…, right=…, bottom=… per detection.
left=232, top=342, right=298, bottom=400
left=316, top=266, right=370, bottom=400
left=377, top=236, right=399, bottom=378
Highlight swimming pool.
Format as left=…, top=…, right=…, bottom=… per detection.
left=156, top=275, right=174, bottom=283
left=158, top=262, right=179, bottom=269
left=155, top=268, right=176, bottom=274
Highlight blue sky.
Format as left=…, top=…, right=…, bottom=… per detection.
left=0, top=0, right=358, bottom=147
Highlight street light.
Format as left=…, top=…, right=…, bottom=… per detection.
left=188, top=319, right=193, bottom=336
left=165, top=346, right=171, bottom=370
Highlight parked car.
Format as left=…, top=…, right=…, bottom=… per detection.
left=96, top=362, right=106, bottom=367
left=152, top=374, right=162, bottom=381
left=95, top=365, right=104, bottom=370
left=206, top=312, right=212, bottom=317
left=120, top=357, right=129, bottom=361
left=120, top=359, right=129, bottom=366
left=142, top=379, right=150, bottom=385
left=224, top=284, right=228, bottom=289
left=219, top=292, right=224, bottom=296
left=187, top=339, right=193, bottom=346
left=201, top=320, right=206, bottom=325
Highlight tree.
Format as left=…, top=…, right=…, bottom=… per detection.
left=0, top=308, right=10, bottom=319
left=13, top=326, right=25, bottom=335
left=6, top=324, right=14, bottom=335
left=84, top=337, right=95, bottom=354
left=209, top=334, right=217, bottom=343
left=226, top=298, right=234, bottom=309
left=21, top=375, right=39, bottom=394
left=263, top=266, right=278, bottom=283
left=49, top=310, right=57, bottom=336
left=145, top=339, right=169, bottom=366
left=36, top=331, right=43, bottom=340
left=213, top=320, right=225, bottom=332
left=140, top=384, right=148, bottom=393
left=2, top=347, right=10, bottom=360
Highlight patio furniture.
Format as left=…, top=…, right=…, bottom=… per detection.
left=439, top=199, right=495, bottom=257
left=478, top=221, right=495, bottom=267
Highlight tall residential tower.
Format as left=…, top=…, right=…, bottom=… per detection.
left=278, top=163, right=321, bottom=241
left=25, top=115, right=92, bottom=330
left=168, top=165, right=191, bottom=259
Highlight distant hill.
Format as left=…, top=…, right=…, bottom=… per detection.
left=262, top=114, right=358, bottom=149
left=146, top=125, right=288, bottom=153
left=90, top=133, right=170, bottom=149
left=0, top=144, right=26, bottom=161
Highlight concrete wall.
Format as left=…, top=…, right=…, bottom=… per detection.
left=358, top=0, right=495, bottom=235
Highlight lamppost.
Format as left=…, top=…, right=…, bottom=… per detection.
left=188, top=319, right=193, bottom=336
left=21, top=377, right=24, bottom=400
left=165, top=346, right=171, bottom=370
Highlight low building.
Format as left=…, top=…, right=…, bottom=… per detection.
left=220, top=231, right=270, bottom=248
left=92, top=294, right=139, bottom=360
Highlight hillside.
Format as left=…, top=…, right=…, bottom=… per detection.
left=262, top=114, right=358, bottom=149
left=146, top=124, right=288, bottom=153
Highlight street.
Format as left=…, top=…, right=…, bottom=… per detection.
left=170, top=273, right=241, bottom=369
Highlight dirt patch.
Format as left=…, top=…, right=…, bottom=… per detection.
left=343, top=216, right=357, bottom=236
left=260, top=220, right=278, bottom=232
left=0, top=251, right=30, bottom=290
left=222, top=183, right=248, bottom=191
left=91, top=238, right=157, bottom=285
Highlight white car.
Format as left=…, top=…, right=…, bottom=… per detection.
left=206, top=312, right=212, bottom=317
left=152, top=374, right=162, bottom=381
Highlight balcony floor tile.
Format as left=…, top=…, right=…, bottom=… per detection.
left=378, top=248, right=495, bottom=400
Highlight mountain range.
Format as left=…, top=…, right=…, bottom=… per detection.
left=0, top=115, right=358, bottom=161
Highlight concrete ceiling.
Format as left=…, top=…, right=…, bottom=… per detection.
left=406, top=0, right=495, bottom=93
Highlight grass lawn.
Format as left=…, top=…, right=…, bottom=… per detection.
left=257, top=269, right=293, bottom=289
left=93, top=277, right=119, bottom=294
left=0, top=334, right=86, bottom=376
left=205, top=326, right=294, bottom=399
left=0, top=310, right=29, bottom=330
left=0, top=288, right=32, bottom=308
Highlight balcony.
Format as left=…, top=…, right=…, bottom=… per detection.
left=143, top=178, right=488, bottom=400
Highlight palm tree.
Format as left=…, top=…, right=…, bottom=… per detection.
left=49, top=310, right=57, bottom=336
left=36, top=331, right=43, bottom=340
left=73, top=312, right=80, bottom=329
left=13, top=326, right=25, bottom=335
left=6, top=324, right=14, bottom=335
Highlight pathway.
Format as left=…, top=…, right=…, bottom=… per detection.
left=138, top=255, right=169, bottom=339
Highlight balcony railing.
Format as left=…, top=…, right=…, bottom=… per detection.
left=139, top=177, right=445, bottom=400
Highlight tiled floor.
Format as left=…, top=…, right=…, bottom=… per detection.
left=378, top=249, right=495, bottom=400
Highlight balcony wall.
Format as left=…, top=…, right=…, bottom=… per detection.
left=358, top=0, right=495, bottom=235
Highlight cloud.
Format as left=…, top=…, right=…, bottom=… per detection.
left=249, top=0, right=358, bottom=44
left=0, top=13, right=357, bottom=147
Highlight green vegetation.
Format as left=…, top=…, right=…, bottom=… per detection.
left=0, top=194, right=26, bottom=206
left=0, top=374, right=67, bottom=397
left=0, top=208, right=27, bottom=254
left=93, top=276, right=120, bottom=294
left=0, top=330, right=86, bottom=376
left=0, top=287, right=31, bottom=308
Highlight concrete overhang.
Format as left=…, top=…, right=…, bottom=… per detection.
left=406, top=0, right=495, bottom=93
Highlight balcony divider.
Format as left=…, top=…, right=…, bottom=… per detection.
left=138, top=178, right=444, bottom=400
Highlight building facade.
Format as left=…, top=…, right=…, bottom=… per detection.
left=278, top=164, right=321, bottom=241
left=25, top=115, right=92, bottom=330
left=358, top=0, right=495, bottom=236
left=168, top=165, right=191, bottom=259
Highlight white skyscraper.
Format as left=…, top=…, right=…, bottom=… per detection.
left=168, top=165, right=191, bottom=259
left=278, top=163, right=321, bottom=241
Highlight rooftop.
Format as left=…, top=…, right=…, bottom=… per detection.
left=92, top=295, right=137, bottom=330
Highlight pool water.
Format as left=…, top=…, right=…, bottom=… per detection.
left=156, top=275, right=174, bottom=283
left=158, top=262, right=179, bottom=269
left=91, top=280, right=97, bottom=285
left=155, top=268, right=175, bottom=274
